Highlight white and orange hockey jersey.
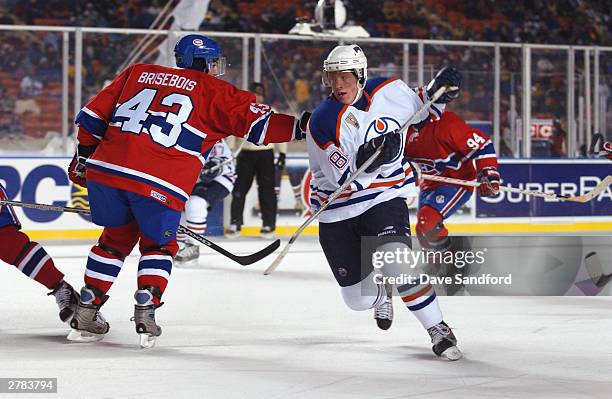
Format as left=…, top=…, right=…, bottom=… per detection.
left=307, top=78, right=444, bottom=223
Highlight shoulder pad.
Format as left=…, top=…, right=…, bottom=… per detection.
left=309, top=98, right=347, bottom=149
left=364, top=77, right=390, bottom=95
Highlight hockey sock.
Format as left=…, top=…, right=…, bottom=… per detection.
left=83, top=224, right=138, bottom=304
left=416, top=205, right=450, bottom=251
left=376, top=241, right=443, bottom=329
left=84, top=243, right=125, bottom=304
left=137, top=237, right=177, bottom=305
left=0, top=225, right=64, bottom=289
left=397, top=282, right=442, bottom=329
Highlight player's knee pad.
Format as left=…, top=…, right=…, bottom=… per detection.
left=0, top=225, right=31, bottom=264
left=340, top=271, right=383, bottom=311
left=416, top=206, right=449, bottom=251
left=140, top=237, right=179, bottom=258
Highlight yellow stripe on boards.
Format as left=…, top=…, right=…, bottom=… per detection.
left=22, top=221, right=612, bottom=241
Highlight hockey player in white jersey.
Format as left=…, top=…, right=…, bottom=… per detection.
left=176, top=139, right=236, bottom=264
left=307, top=44, right=463, bottom=360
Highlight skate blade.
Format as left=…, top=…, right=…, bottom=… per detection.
left=67, top=328, right=105, bottom=343
left=440, top=346, right=463, bottom=361
left=138, top=333, right=157, bottom=349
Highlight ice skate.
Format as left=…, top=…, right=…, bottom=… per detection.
left=133, top=287, right=163, bottom=349
left=374, top=283, right=393, bottom=330
left=175, top=242, right=199, bottom=265
left=260, top=226, right=274, bottom=239
left=48, top=280, right=79, bottom=323
left=226, top=224, right=240, bottom=239
left=67, top=286, right=110, bottom=343
left=427, top=321, right=462, bottom=360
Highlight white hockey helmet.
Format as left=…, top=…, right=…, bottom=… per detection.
left=322, top=44, right=368, bottom=88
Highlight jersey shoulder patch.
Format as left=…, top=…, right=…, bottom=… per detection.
left=309, top=98, right=347, bottom=150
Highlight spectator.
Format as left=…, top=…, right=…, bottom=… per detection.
left=14, top=74, right=42, bottom=116
left=550, top=118, right=567, bottom=158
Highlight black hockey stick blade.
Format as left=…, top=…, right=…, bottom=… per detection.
left=177, top=226, right=280, bottom=266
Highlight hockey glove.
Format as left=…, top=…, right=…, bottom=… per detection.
left=426, top=66, right=462, bottom=104
left=68, top=144, right=97, bottom=187
left=477, top=167, right=501, bottom=197
left=275, top=152, right=286, bottom=170
left=294, top=111, right=311, bottom=140
left=356, top=130, right=402, bottom=173
left=200, top=159, right=222, bottom=183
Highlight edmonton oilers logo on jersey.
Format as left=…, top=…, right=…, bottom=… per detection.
left=365, top=116, right=403, bottom=161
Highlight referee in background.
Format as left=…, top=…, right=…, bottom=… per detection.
left=227, top=82, right=286, bottom=238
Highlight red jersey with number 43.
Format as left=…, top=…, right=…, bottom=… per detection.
left=404, top=112, right=498, bottom=192
left=75, top=63, right=300, bottom=210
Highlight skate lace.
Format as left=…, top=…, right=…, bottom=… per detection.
left=51, top=284, right=72, bottom=308
left=94, top=311, right=107, bottom=324
left=428, top=324, right=451, bottom=344
left=374, top=299, right=392, bottom=320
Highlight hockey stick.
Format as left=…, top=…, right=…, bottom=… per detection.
left=0, top=199, right=279, bottom=266
left=418, top=172, right=612, bottom=203
left=263, top=85, right=455, bottom=275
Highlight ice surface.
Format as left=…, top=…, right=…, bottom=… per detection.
left=1, top=238, right=611, bottom=399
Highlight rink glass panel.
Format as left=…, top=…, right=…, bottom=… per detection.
left=80, top=32, right=245, bottom=106
left=424, top=43, right=497, bottom=146
left=0, top=30, right=64, bottom=144
left=530, top=48, right=568, bottom=157
left=599, top=51, right=610, bottom=143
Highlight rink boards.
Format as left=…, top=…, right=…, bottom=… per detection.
left=0, top=157, right=610, bottom=240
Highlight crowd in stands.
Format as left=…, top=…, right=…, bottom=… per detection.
left=0, top=0, right=609, bottom=156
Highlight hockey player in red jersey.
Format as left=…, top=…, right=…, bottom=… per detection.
left=67, top=34, right=307, bottom=347
left=0, top=183, right=80, bottom=323
left=404, top=111, right=500, bottom=252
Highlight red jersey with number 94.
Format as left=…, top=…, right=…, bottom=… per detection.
left=75, top=63, right=299, bottom=210
left=404, top=112, right=498, bottom=192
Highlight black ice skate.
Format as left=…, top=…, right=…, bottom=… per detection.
left=48, top=280, right=79, bottom=323
left=374, top=283, right=393, bottom=330
left=133, top=286, right=163, bottom=349
left=175, top=242, right=200, bottom=265
left=67, top=285, right=110, bottom=343
left=427, top=321, right=462, bottom=361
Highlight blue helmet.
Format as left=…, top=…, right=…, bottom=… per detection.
left=174, top=34, right=226, bottom=76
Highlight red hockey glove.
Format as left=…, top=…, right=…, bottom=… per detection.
left=68, top=144, right=97, bottom=187
left=477, top=167, right=500, bottom=197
